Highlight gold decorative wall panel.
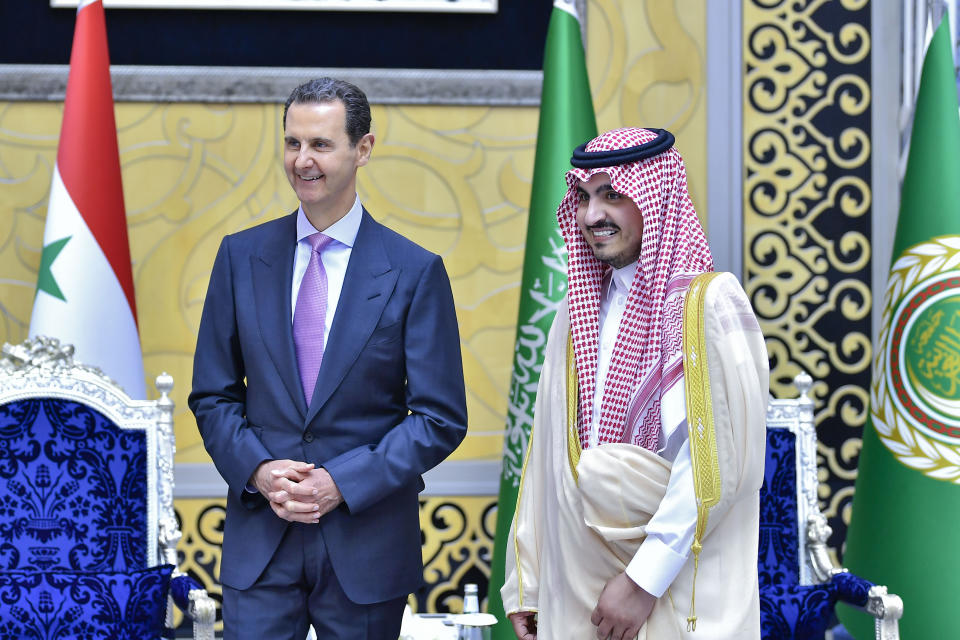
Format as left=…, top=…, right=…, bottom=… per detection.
left=173, top=498, right=226, bottom=631
left=743, top=0, right=872, bottom=561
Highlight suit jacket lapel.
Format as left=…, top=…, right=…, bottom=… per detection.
left=306, top=210, right=398, bottom=424
left=251, top=212, right=308, bottom=417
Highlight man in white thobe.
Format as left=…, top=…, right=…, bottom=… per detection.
left=502, top=128, right=769, bottom=640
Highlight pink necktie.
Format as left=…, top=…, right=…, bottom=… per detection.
left=294, top=233, right=334, bottom=404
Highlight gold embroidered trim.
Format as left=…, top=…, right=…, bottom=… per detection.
left=682, top=271, right=723, bottom=631
left=566, top=332, right=582, bottom=485
left=511, top=365, right=540, bottom=609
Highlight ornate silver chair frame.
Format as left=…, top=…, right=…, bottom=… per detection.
left=0, top=336, right=216, bottom=640
left=766, top=372, right=903, bottom=640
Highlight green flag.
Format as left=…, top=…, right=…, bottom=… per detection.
left=486, top=1, right=596, bottom=637
left=838, top=15, right=960, bottom=639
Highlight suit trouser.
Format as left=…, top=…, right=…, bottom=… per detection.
left=222, top=522, right=406, bottom=640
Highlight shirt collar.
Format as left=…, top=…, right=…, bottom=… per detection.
left=296, top=194, right=363, bottom=248
left=604, top=261, right=639, bottom=298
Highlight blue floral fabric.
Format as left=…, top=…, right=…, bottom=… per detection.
left=759, top=429, right=875, bottom=639
left=0, top=399, right=147, bottom=572
left=0, top=564, right=172, bottom=640
left=759, top=573, right=874, bottom=640
left=831, top=571, right=870, bottom=607
left=760, top=582, right=834, bottom=640
left=759, top=429, right=800, bottom=589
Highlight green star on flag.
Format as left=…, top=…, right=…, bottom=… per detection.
left=36, top=236, right=71, bottom=301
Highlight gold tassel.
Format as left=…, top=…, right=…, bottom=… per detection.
left=687, top=503, right=709, bottom=632
left=686, top=539, right=701, bottom=631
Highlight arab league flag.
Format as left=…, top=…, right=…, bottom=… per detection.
left=838, top=13, right=960, bottom=639
left=486, top=1, right=597, bottom=636
left=29, top=0, right=145, bottom=399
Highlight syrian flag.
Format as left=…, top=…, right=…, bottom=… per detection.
left=29, top=0, right=145, bottom=399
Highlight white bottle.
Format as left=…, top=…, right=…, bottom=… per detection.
left=458, top=584, right=483, bottom=640
left=463, top=583, right=480, bottom=614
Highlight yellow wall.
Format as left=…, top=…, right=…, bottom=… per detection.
left=0, top=0, right=706, bottom=465
left=589, top=0, right=707, bottom=220
left=0, top=102, right=540, bottom=462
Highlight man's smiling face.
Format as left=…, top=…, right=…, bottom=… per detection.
left=575, top=172, right=644, bottom=269
left=283, top=100, right=372, bottom=226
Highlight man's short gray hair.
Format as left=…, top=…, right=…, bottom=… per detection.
left=283, top=77, right=371, bottom=145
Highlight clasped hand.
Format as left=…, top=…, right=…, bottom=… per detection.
left=251, top=459, right=343, bottom=523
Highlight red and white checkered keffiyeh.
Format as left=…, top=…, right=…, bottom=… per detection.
left=558, top=128, right=713, bottom=450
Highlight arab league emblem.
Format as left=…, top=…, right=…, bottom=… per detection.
left=873, top=236, right=960, bottom=482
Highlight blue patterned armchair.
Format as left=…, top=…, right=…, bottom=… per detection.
left=760, top=372, right=902, bottom=640
left=0, top=337, right=215, bottom=640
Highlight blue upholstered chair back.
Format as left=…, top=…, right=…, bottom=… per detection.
left=0, top=397, right=152, bottom=573
left=760, top=373, right=822, bottom=591
left=0, top=337, right=216, bottom=640
left=759, top=427, right=802, bottom=589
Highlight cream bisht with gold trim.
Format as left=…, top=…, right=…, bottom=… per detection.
left=501, top=272, right=768, bottom=639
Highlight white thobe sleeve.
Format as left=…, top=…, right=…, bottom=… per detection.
left=624, top=379, right=698, bottom=597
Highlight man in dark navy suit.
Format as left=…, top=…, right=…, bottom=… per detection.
left=189, top=77, right=467, bottom=640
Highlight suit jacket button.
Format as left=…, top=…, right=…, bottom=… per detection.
left=303, top=431, right=314, bottom=443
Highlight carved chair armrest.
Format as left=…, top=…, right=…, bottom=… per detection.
left=187, top=587, right=217, bottom=640
left=864, top=585, right=904, bottom=640
left=805, top=514, right=903, bottom=640
left=170, top=572, right=216, bottom=640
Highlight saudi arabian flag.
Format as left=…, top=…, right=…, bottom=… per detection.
left=486, top=1, right=596, bottom=636
left=29, top=0, right=145, bottom=399
left=838, top=14, right=960, bottom=639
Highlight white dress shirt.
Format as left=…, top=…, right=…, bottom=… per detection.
left=591, top=263, right=699, bottom=597
left=291, top=195, right=363, bottom=333
left=244, top=196, right=364, bottom=494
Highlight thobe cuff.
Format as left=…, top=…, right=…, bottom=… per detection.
left=625, top=536, right=689, bottom=598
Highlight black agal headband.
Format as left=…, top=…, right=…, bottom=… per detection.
left=570, top=128, right=675, bottom=169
